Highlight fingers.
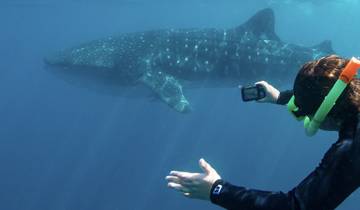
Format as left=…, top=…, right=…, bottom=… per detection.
left=255, top=81, right=269, bottom=102
left=256, top=96, right=268, bottom=103
left=255, top=80, right=279, bottom=94
left=166, top=163, right=214, bottom=201
left=183, top=192, right=191, bottom=197
left=166, top=174, right=197, bottom=187
left=253, top=81, right=268, bottom=103
left=169, top=171, right=198, bottom=179
left=167, top=177, right=198, bottom=199
left=254, top=80, right=279, bottom=104
left=165, top=175, right=181, bottom=184
left=167, top=182, right=190, bottom=193
left=255, top=80, right=268, bottom=87
left=199, top=158, right=213, bottom=175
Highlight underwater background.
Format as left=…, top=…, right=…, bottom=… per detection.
left=1, top=0, right=360, bottom=209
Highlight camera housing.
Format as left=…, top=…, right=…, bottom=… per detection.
left=241, top=84, right=266, bottom=102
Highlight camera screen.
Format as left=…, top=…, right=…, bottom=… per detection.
left=242, top=87, right=259, bottom=101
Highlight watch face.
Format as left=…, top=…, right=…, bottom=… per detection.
left=212, top=184, right=223, bottom=195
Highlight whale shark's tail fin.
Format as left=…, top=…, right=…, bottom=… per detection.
left=312, top=40, right=334, bottom=54
left=237, top=8, right=280, bottom=41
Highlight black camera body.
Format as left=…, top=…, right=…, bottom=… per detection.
left=241, top=84, right=266, bottom=102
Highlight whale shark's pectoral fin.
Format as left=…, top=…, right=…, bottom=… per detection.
left=140, top=71, right=191, bottom=113
left=312, top=40, right=334, bottom=54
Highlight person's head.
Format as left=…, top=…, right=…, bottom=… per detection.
left=293, top=55, right=360, bottom=130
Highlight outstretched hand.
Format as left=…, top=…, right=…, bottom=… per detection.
left=255, top=81, right=280, bottom=104
left=166, top=158, right=221, bottom=200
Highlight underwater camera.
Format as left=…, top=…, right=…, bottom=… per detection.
left=241, top=84, right=266, bottom=102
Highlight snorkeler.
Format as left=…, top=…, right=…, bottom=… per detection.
left=166, top=55, right=360, bottom=210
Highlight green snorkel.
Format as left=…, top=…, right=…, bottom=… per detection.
left=287, top=57, right=360, bottom=137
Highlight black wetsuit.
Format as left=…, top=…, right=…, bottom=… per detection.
left=210, top=91, right=360, bottom=210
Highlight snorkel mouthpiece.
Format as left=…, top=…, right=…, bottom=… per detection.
left=288, top=57, right=360, bottom=137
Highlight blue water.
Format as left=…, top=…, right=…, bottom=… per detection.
left=1, top=0, right=360, bottom=209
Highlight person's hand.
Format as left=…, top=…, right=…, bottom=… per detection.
left=255, top=81, right=280, bottom=104
left=166, top=158, right=221, bottom=200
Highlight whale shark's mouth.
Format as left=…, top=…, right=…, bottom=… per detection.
left=44, top=51, right=69, bottom=67
left=44, top=44, right=117, bottom=69
left=45, top=63, right=136, bottom=88
left=44, top=64, right=153, bottom=100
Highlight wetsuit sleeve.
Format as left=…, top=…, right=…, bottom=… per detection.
left=276, top=90, right=293, bottom=105
left=210, top=116, right=360, bottom=210
left=210, top=179, right=295, bottom=209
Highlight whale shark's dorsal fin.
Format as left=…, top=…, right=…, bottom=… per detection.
left=237, top=8, right=280, bottom=41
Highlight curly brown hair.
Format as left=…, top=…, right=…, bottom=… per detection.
left=293, top=55, right=360, bottom=123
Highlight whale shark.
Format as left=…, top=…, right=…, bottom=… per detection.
left=45, top=8, right=334, bottom=113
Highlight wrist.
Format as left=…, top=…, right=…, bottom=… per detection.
left=209, top=179, right=224, bottom=202
left=273, top=89, right=280, bottom=103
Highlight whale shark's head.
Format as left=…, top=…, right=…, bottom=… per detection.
left=44, top=47, right=140, bottom=97
left=44, top=39, right=118, bottom=69
left=44, top=36, right=144, bottom=86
